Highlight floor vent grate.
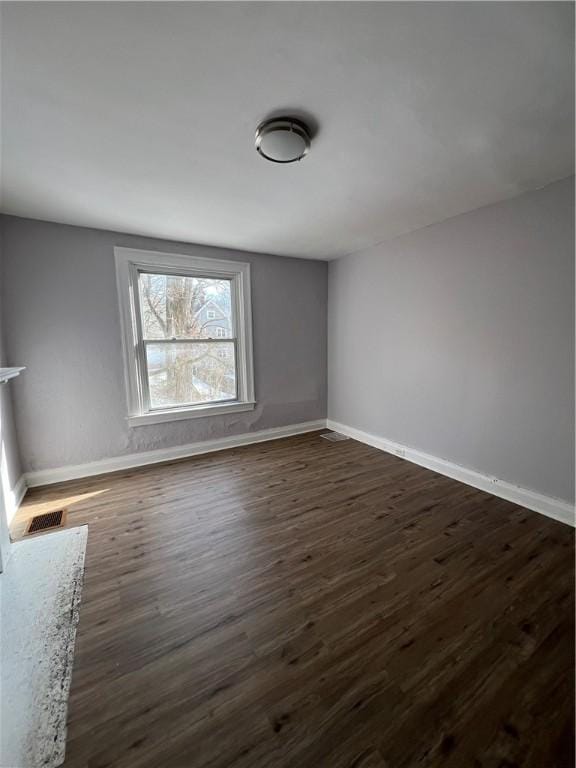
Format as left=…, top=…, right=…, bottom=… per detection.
left=321, top=431, right=350, bottom=442
left=26, top=509, right=67, bottom=535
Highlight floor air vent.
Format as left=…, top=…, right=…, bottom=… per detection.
left=321, top=431, right=350, bottom=442
left=26, top=509, right=67, bottom=535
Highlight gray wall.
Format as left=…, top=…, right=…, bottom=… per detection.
left=328, top=177, right=575, bottom=503
left=1, top=217, right=327, bottom=472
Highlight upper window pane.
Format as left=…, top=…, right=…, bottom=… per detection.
left=139, top=272, right=233, bottom=340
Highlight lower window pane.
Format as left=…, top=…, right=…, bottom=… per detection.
left=145, top=342, right=236, bottom=409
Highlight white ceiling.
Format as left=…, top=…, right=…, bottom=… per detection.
left=1, top=2, right=573, bottom=260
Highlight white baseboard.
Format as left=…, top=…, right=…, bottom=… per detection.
left=22, top=417, right=575, bottom=528
left=5, top=474, right=28, bottom=525
left=24, top=420, right=327, bottom=488
left=327, top=419, right=575, bottom=527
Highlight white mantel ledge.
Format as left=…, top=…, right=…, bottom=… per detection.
left=0, top=367, right=25, bottom=383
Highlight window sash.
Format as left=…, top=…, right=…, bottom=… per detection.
left=137, top=269, right=235, bottom=342
left=142, top=337, right=237, bottom=344
left=134, top=273, right=239, bottom=412
left=143, top=338, right=239, bottom=411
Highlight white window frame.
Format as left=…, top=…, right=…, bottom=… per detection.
left=115, top=247, right=255, bottom=427
left=206, top=309, right=216, bottom=320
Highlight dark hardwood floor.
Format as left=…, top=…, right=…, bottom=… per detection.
left=12, top=432, right=575, bottom=768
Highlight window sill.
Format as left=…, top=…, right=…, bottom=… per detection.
left=127, top=400, right=256, bottom=427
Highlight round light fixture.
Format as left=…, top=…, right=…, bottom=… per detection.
left=255, top=117, right=311, bottom=163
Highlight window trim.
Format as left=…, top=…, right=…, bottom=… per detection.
left=115, top=247, right=255, bottom=427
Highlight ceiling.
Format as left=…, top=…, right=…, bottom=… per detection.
left=1, top=2, right=573, bottom=260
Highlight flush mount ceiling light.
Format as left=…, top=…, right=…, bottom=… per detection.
left=255, top=117, right=311, bottom=163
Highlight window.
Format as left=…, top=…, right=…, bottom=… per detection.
left=115, top=247, right=254, bottom=426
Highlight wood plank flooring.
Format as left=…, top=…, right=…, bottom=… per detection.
left=11, top=432, right=575, bottom=768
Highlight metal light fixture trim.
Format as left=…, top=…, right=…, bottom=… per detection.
left=255, top=117, right=312, bottom=163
